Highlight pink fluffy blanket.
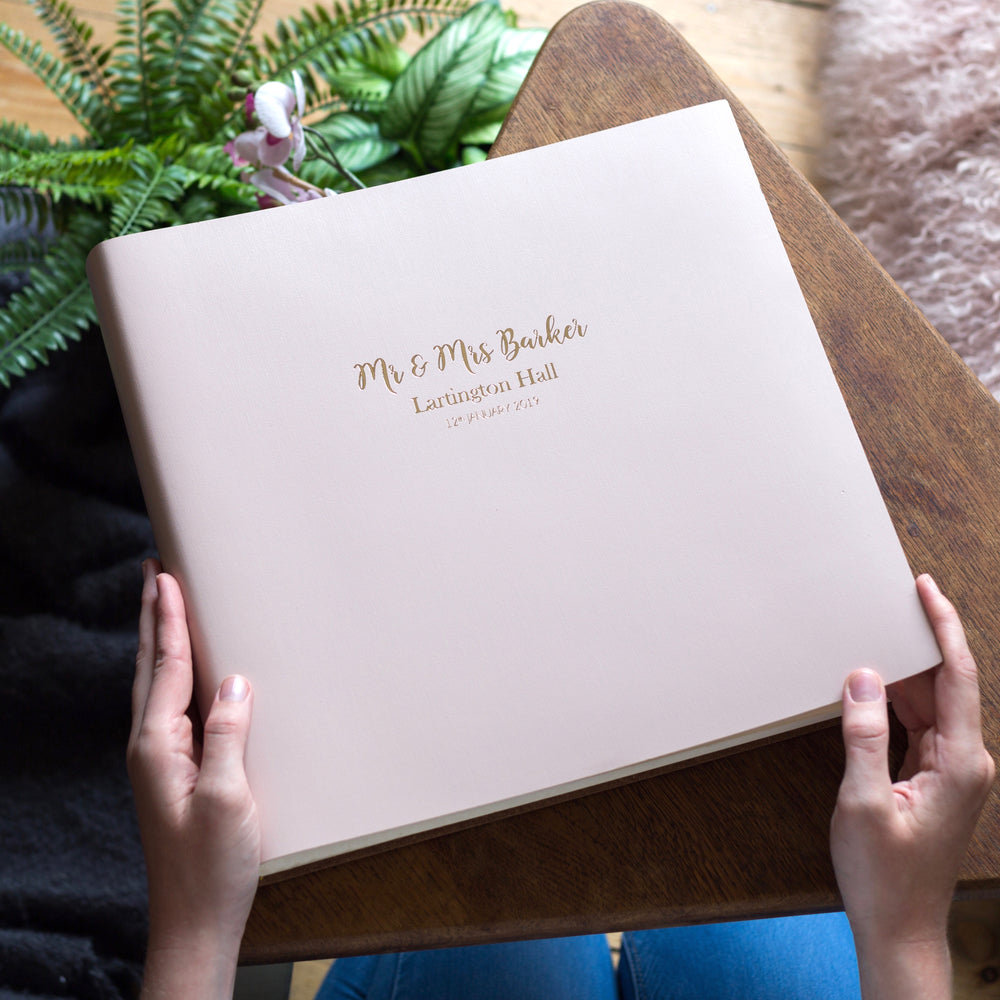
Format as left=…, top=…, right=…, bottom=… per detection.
left=819, top=0, right=1000, bottom=396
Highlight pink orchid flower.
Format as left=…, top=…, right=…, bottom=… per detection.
left=227, top=70, right=308, bottom=171
left=248, top=167, right=324, bottom=207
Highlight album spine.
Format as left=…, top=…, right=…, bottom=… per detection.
left=86, top=241, right=183, bottom=578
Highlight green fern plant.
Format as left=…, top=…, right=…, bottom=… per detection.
left=0, top=0, right=545, bottom=387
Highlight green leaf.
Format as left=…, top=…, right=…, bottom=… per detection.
left=379, top=0, right=505, bottom=168
left=175, top=189, right=225, bottom=223
left=251, top=0, right=468, bottom=96
left=176, top=142, right=259, bottom=209
left=0, top=185, right=53, bottom=232
left=29, top=0, right=116, bottom=110
left=0, top=118, right=63, bottom=155
left=468, top=25, right=544, bottom=121
left=207, top=0, right=467, bottom=142
left=0, top=21, right=106, bottom=137
left=0, top=143, right=139, bottom=209
left=108, top=145, right=189, bottom=236
left=106, top=0, right=161, bottom=141
left=305, top=113, right=400, bottom=173
left=0, top=233, right=50, bottom=274
left=311, top=43, right=410, bottom=108
left=153, top=0, right=253, bottom=116
left=461, top=144, right=487, bottom=165
left=355, top=39, right=410, bottom=84
left=354, top=153, right=418, bottom=188
left=219, top=0, right=267, bottom=83
left=0, top=213, right=105, bottom=387
left=458, top=118, right=499, bottom=146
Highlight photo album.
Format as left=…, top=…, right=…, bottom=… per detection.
left=88, top=100, right=940, bottom=878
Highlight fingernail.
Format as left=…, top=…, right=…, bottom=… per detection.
left=924, top=574, right=941, bottom=595
left=220, top=675, right=250, bottom=702
left=848, top=670, right=882, bottom=703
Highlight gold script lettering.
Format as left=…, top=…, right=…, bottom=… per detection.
left=355, top=358, right=404, bottom=393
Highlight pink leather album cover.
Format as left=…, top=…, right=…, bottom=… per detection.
left=88, top=100, right=940, bottom=876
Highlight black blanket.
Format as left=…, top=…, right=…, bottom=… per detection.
left=1, top=248, right=151, bottom=998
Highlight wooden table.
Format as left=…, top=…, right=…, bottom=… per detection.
left=240, top=0, right=1000, bottom=963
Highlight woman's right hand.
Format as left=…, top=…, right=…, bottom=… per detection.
left=831, top=574, right=995, bottom=999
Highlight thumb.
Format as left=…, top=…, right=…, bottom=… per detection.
left=839, top=669, right=893, bottom=804
left=199, top=675, right=253, bottom=792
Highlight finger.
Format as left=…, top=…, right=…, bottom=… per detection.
left=198, top=675, right=254, bottom=795
left=140, top=573, right=195, bottom=735
left=887, top=670, right=936, bottom=732
left=916, top=574, right=984, bottom=744
left=130, top=559, right=162, bottom=742
left=838, top=669, right=894, bottom=808
left=886, top=680, right=933, bottom=781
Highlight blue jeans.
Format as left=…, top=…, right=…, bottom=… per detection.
left=316, top=912, right=861, bottom=1000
